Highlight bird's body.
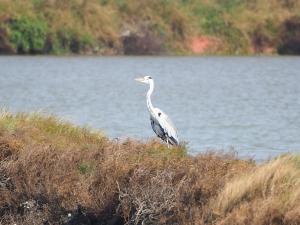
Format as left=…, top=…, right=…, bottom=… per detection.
left=135, top=76, right=179, bottom=147
left=150, top=108, right=178, bottom=146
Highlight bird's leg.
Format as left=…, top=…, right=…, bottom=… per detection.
left=167, top=139, right=170, bottom=148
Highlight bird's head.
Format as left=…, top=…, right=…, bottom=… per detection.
left=135, top=76, right=153, bottom=84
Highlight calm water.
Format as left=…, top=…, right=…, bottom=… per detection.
left=1, top=56, right=300, bottom=161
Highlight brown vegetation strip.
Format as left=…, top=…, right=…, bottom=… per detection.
left=0, top=112, right=299, bottom=224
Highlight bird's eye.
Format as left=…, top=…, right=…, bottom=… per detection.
left=148, top=76, right=152, bottom=79
left=158, top=112, right=161, bottom=117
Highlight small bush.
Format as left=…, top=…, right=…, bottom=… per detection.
left=194, top=4, right=247, bottom=54
left=277, top=16, right=300, bottom=55
left=122, top=25, right=165, bottom=55
left=195, top=5, right=226, bottom=36
left=44, top=29, right=95, bottom=54
left=217, top=0, right=245, bottom=12
left=9, top=16, right=48, bottom=54
left=115, top=0, right=128, bottom=12
left=0, top=26, right=15, bottom=54
left=251, top=20, right=278, bottom=53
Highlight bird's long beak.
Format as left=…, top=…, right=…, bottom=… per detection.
left=135, top=77, right=145, bottom=83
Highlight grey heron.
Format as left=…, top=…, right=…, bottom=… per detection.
left=135, top=76, right=179, bottom=147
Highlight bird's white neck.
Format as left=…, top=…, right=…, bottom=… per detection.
left=147, top=79, right=155, bottom=114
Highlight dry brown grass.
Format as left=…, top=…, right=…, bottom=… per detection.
left=213, top=155, right=300, bottom=225
left=0, top=112, right=299, bottom=225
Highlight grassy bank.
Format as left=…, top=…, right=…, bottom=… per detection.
left=0, top=112, right=299, bottom=225
left=0, top=0, right=300, bottom=55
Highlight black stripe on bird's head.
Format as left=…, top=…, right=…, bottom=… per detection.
left=135, top=75, right=153, bottom=84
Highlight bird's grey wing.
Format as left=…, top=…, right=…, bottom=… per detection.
left=155, top=109, right=179, bottom=145
left=150, top=116, right=165, bottom=140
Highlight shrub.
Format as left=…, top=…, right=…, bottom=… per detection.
left=0, top=26, right=15, bottom=54
left=45, top=29, right=95, bottom=54
left=0, top=112, right=252, bottom=225
left=277, top=16, right=300, bottom=55
left=217, top=0, right=246, bottom=12
left=251, top=20, right=278, bottom=53
left=122, top=25, right=165, bottom=55
left=195, top=5, right=226, bottom=36
left=9, top=16, right=48, bottom=54
left=0, top=112, right=299, bottom=225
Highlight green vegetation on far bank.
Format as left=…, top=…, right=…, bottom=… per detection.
left=0, top=111, right=300, bottom=224
left=0, top=0, right=300, bottom=55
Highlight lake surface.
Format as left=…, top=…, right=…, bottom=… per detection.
left=1, top=56, right=300, bottom=161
